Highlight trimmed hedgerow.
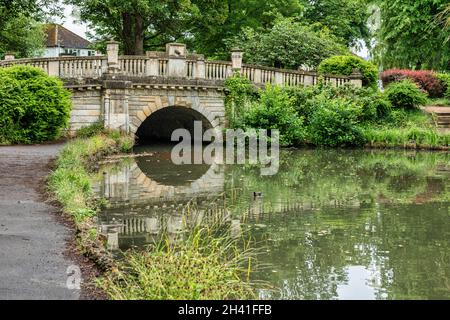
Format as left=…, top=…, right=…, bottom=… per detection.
left=318, top=55, right=378, bottom=88
left=0, top=65, right=72, bottom=144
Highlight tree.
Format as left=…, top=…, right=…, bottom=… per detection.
left=187, top=0, right=304, bottom=58
left=0, top=15, right=45, bottom=58
left=372, top=0, right=450, bottom=71
left=67, top=0, right=203, bottom=55
left=0, top=0, right=60, bottom=58
left=302, top=0, right=371, bottom=48
left=229, top=18, right=348, bottom=70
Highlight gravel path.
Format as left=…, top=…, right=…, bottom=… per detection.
left=0, top=144, right=80, bottom=300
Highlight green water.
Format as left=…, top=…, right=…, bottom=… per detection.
left=94, top=147, right=450, bottom=300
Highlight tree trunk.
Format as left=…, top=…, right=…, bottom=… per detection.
left=134, top=14, right=145, bottom=55
left=122, top=12, right=135, bottom=55
left=121, top=12, right=145, bottom=55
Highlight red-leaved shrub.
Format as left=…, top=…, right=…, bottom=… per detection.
left=381, top=69, right=444, bottom=98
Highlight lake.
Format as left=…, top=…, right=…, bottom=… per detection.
left=94, top=147, right=450, bottom=300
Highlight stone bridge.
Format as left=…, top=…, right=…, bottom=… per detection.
left=0, top=42, right=363, bottom=141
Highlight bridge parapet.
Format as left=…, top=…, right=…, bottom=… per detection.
left=0, top=43, right=362, bottom=88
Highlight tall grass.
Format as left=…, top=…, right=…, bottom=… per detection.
left=100, top=221, right=257, bottom=300
left=48, top=131, right=134, bottom=224
left=362, top=126, right=450, bottom=149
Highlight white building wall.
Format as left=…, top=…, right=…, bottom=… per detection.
left=43, top=48, right=97, bottom=58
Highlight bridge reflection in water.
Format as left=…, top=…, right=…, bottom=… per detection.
left=93, top=149, right=363, bottom=252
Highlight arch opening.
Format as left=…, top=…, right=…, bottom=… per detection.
left=136, top=106, right=213, bottom=144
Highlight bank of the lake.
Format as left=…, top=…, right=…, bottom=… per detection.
left=47, top=132, right=256, bottom=300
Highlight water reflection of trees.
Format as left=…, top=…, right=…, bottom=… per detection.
left=225, top=150, right=449, bottom=300
left=96, top=149, right=450, bottom=299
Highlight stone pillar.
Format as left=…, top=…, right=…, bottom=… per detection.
left=106, top=41, right=120, bottom=73
left=254, top=68, right=262, bottom=84
left=231, top=48, right=243, bottom=73
left=103, top=79, right=132, bottom=133
left=146, top=51, right=159, bottom=76
left=48, top=60, right=60, bottom=77
left=4, top=53, right=15, bottom=61
left=145, top=217, right=160, bottom=234
left=349, top=68, right=363, bottom=88
left=196, top=55, right=206, bottom=79
left=274, top=71, right=283, bottom=85
left=166, top=43, right=187, bottom=77
left=304, top=74, right=314, bottom=86
left=106, top=231, right=119, bottom=251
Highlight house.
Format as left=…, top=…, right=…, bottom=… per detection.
left=43, top=24, right=97, bottom=58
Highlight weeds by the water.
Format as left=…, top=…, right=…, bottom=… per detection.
left=48, top=131, right=133, bottom=224
left=362, top=126, right=450, bottom=149
left=100, top=221, right=257, bottom=300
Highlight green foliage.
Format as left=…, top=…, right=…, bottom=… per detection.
left=373, top=0, right=450, bottom=71
left=224, top=73, right=259, bottom=128
left=0, top=14, right=45, bottom=59
left=231, top=18, right=348, bottom=69
left=318, top=55, right=378, bottom=87
left=436, top=73, right=450, bottom=99
left=0, top=1, right=60, bottom=58
left=244, top=85, right=306, bottom=146
left=76, top=121, right=105, bottom=139
left=385, top=80, right=428, bottom=110
left=67, top=0, right=199, bottom=54
left=302, top=0, right=371, bottom=48
left=0, top=65, right=72, bottom=144
left=100, top=223, right=255, bottom=300
left=308, top=97, right=366, bottom=147
left=48, top=132, right=133, bottom=224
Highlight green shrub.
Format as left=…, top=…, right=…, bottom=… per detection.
left=282, top=85, right=321, bottom=123
left=358, top=92, right=392, bottom=122
left=308, top=98, right=366, bottom=147
left=224, top=73, right=259, bottom=128
left=318, top=55, right=378, bottom=88
left=0, top=65, right=72, bottom=144
left=244, top=85, right=306, bottom=146
left=385, top=80, right=428, bottom=110
left=436, top=73, right=450, bottom=99
left=76, top=121, right=104, bottom=139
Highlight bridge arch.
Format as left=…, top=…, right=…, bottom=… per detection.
left=135, top=105, right=215, bottom=142
left=129, top=93, right=224, bottom=143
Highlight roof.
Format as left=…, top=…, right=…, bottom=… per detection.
left=45, top=24, right=91, bottom=49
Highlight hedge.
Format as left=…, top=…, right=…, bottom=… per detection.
left=0, top=65, right=72, bottom=144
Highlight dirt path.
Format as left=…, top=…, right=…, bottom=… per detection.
left=0, top=143, right=81, bottom=300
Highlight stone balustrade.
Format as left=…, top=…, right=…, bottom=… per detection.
left=0, top=43, right=363, bottom=87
